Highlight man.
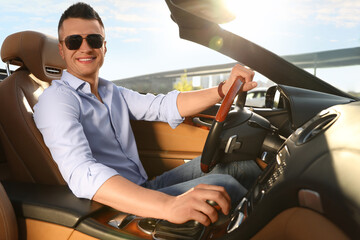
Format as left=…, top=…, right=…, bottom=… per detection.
left=34, top=2, right=261, bottom=226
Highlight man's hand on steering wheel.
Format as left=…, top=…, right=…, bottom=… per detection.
left=219, top=64, right=257, bottom=98
left=201, top=64, right=257, bottom=173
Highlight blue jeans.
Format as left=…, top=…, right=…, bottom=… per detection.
left=143, top=157, right=261, bottom=207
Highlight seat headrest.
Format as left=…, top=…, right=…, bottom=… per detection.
left=1, top=31, right=66, bottom=82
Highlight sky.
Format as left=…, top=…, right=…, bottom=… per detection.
left=1, top=0, right=360, bottom=92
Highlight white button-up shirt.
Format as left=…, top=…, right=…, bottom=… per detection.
left=34, top=71, right=183, bottom=199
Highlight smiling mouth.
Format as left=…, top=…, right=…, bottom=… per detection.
left=77, top=57, right=96, bottom=63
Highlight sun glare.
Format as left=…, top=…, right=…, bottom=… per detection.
left=223, top=0, right=243, bottom=15
left=223, top=0, right=286, bottom=18
left=221, top=0, right=290, bottom=47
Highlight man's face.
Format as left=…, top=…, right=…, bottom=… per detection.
left=58, top=18, right=106, bottom=83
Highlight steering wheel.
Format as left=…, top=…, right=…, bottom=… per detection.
left=201, top=78, right=247, bottom=173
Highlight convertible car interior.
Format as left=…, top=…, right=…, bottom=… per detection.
left=0, top=0, right=359, bottom=239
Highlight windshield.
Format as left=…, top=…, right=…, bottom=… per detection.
left=222, top=0, right=360, bottom=97
left=1, top=0, right=359, bottom=98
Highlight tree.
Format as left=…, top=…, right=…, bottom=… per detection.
left=173, top=69, right=193, bottom=91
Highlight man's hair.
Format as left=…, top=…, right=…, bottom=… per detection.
left=58, top=2, right=104, bottom=38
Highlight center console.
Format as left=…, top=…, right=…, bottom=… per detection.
left=101, top=140, right=290, bottom=240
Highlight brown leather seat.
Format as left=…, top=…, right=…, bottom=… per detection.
left=0, top=31, right=67, bottom=185
left=0, top=182, right=17, bottom=240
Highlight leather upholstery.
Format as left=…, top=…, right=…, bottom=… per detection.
left=1, top=31, right=66, bottom=82
left=251, top=207, right=349, bottom=240
left=0, top=31, right=66, bottom=184
left=0, top=182, right=17, bottom=240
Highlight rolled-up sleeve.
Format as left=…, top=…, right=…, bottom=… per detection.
left=33, top=85, right=119, bottom=199
left=119, top=88, right=184, bottom=129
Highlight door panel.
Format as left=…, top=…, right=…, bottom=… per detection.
left=131, top=119, right=209, bottom=178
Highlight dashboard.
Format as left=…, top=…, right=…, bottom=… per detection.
left=225, top=100, right=360, bottom=239
left=264, top=85, right=354, bottom=136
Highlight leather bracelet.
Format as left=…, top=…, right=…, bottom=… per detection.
left=218, top=81, right=226, bottom=98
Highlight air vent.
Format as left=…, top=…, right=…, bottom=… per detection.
left=297, top=111, right=339, bottom=144
left=45, top=66, right=62, bottom=75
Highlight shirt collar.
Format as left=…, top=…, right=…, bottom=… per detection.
left=61, top=71, right=89, bottom=92
left=60, top=71, right=113, bottom=97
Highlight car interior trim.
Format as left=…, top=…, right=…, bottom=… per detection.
left=249, top=207, right=349, bottom=240
left=3, top=182, right=104, bottom=228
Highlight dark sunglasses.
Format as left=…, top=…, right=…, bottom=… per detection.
left=61, top=34, right=104, bottom=50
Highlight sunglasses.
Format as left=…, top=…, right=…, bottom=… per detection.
left=61, top=34, right=104, bottom=50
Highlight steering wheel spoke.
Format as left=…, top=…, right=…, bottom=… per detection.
left=224, top=135, right=241, bottom=154
left=201, top=78, right=246, bottom=173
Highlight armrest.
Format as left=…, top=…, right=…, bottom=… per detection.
left=2, top=182, right=150, bottom=239
left=2, top=181, right=106, bottom=228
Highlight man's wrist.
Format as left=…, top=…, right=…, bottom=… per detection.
left=218, top=81, right=226, bottom=98
left=159, top=194, right=175, bottom=222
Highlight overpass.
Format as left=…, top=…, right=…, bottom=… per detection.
left=115, top=47, right=360, bottom=94
left=1, top=47, right=359, bottom=85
